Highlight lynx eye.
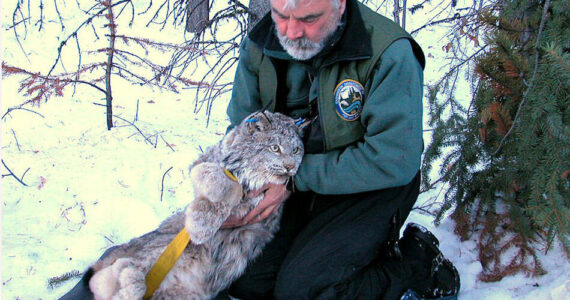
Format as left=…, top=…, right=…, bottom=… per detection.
left=292, top=147, right=301, bottom=154
left=269, top=145, right=280, bottom=153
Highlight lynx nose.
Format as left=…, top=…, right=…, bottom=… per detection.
left=284, top=163, right=295, bottom=172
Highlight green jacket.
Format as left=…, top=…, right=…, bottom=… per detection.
left=227, top=0, right=425, bottom=194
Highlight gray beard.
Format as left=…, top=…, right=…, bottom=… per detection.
left=276, top=19, right=342, bottom=61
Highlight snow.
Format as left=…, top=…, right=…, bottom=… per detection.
left=1, top=1, right=569, bottom=300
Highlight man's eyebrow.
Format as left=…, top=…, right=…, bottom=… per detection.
left=297, top=12, right=324, bottom=21
left=271, top=7, right=288, bottom=18
left=271, top=7, right=324, bottom=21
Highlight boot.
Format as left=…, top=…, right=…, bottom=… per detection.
left=397, top=223, right=460, bottom=299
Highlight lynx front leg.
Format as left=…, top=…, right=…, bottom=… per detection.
left=185, top=163, right=243, bottom=244
left=89, top=258, right=146, bottom=300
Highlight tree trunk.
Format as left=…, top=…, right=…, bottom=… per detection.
left=105, top=1, right=116, bottom=130
left=392, top=0, right=400, bottom=26
left=186, top=0, right=209, bottom=33
left=248, top=0, right=270, bottom=31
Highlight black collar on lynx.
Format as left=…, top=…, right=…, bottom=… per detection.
left=143, top=168, right=239, bottom=299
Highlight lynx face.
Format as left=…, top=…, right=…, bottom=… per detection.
left=221, top=111, right=305, bottom=190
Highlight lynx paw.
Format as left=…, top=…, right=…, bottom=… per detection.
left=90, top=258, right=146, bottom=300
left=185, top=205, right=221, bottom=244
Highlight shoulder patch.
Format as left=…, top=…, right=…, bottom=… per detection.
left=334, top=79, right=364, bottom=121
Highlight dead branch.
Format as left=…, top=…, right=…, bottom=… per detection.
left=134, top=99, right=139, bottom=122
left=160, top=166, right=173, bottom=202
left=53, top=0, right=65, bottom=31
left=2, top=62, right=108, bottom=106
left=1, top=159, right=30, bottom=187
left=11, top=0, right=31, bottom=62
left=160, top=135, right=176, bottom=152
left=11, top=129, right=22, bottom=152
left=113, top=115, right=153, bottom=145
left=46, top=0, right=131, bottom=77
left=2, top=106, right=45, bottom=120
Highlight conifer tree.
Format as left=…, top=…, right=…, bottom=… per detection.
left=423, top=0, right=569, bottom=281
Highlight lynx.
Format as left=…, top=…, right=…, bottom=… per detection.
left=88, top=111, right=304, bottom=299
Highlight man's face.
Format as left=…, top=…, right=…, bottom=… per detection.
left=270, top=0, right=346, bottom=60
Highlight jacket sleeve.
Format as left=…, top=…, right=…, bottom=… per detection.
left=226, top=39, right=264, bottom=130
left=294, top=39, right=424, bottom=194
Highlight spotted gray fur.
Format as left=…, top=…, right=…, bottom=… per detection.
left=88, top=111, right=304, bottom=299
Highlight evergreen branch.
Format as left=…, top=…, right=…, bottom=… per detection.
left=492, top=0, right=552, bottom=157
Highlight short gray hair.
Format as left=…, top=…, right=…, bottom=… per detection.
left=281, top=0, right=341, bottom=10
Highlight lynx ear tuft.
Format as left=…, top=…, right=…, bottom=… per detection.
left=245, top=111, right=272, bottom=134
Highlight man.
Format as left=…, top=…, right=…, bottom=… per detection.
left=219, top=0, right=460, bottom=299
left=60, top=0, right=459, bottom=298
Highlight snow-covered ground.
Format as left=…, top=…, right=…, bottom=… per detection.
left=2, top=1, right=569, bottom=299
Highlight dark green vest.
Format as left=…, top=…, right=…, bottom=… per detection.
left=249, top=2, right=424, bottom=151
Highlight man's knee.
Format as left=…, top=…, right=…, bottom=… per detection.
left=228, top=270, right=275, bottom=300
left=274, top=262, right=311, bottom=299
left=273, top=254, right=350, bottom=300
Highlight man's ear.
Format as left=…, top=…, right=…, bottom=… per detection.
left=339, top=0, right=347, bottom=15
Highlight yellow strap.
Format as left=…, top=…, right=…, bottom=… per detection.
left=144, top=228, right=191, bottom=299
left=224, top=168, right=238, bottom=182
left=143, top=168, right=237, bottom=299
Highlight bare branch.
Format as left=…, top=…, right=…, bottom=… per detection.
left=113, top=115, right=154, bottom=145
left=11, top=129, right=22, bottom=152
left=160, top=135, right=176, bottom=152
left=45, top=0, right=131, bottom=77
left=53, top=0, right=65, bottom=31
left=1, top=159, right=29, bottom=187
left=160, top=166, right=173, bottom=202
left=12, top=1, right=31, bottom=62
left=2, top=106, right=45, bottom=120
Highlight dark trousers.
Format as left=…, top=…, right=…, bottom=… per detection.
left=227, top=172, right=420, bottom=300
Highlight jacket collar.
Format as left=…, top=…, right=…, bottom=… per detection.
left=248, top=0, right=372, bottom=64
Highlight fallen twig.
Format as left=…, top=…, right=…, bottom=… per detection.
left=11, top=129, right=22, bottom=151
left=160, top=166, right=173, bottom=202
left=113, top=115, right=153, bottom=145
left=134, top=99, right=139, bottom=122
left=1, top=159, right=29, bottom=186
left=161, top=135, right=176, bottom=152
left=47, top=270, right=83, bottom=289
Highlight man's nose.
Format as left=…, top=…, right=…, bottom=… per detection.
left=286, top=19, right=304, bottom=40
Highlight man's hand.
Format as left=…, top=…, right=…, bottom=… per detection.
left=221, top=183, right=291, bottom=228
